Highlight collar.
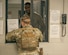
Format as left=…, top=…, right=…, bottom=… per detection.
left=23, top=25, right=33, bottom=28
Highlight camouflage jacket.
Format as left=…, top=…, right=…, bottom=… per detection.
left=6, top=25, right=43, bottom=50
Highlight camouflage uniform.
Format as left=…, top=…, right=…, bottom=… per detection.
left=6, top=25, right=43, bottom=55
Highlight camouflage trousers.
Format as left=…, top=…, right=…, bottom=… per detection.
left=18, top=48, right=39, bottom=55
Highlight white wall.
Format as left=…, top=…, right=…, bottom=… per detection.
left=49, top=0, right=68, bottom=43
left=0, top=0, right=68, bottom=55
left=40, top=0, right=68, bottom=55
left=0, top=0, right=18, bottom=55
left=63, top=0, right=68, bottom=43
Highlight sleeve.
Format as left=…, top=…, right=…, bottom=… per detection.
left=36, top=28, right=43, bottom=42
left=6, top=30, right=16, bottom=41
left=39, top=31, right=43, bottom=42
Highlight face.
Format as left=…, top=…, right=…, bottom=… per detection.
left=25, top=5, right=30, bottom=14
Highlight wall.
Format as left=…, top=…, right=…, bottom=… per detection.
left=49, top=0, right=68, bottom=43
left=63, top=0, right=68, bottom=43
left=0, top=0, right=18, bottom=55
left=0, top=0, right=68, bottom=55
left=40, top=0, right=68, bottom=55
left=8, top=4, right=21, bottom=19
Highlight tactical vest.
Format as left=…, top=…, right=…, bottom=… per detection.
left=16, top=28, right=39, bottom=49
